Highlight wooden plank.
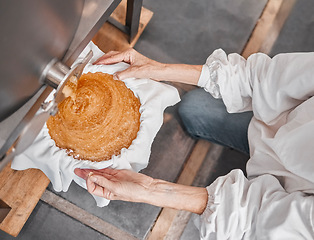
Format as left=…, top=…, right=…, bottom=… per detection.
left=165, top=144, right=224, bottom=239
left=0, top=162, right=49, bottom=237
left=93, top=0, right=154, bottom=52
left=165, top=210, right=192, bottom=240
left=147, top=140, right=211, bottom=240
left=41, top=190, right=137, bottom=240
left=259, top=0, right=296, bottom=54
left=241, top=0, right=296, bottom=58
left=176, top=140, right=212, bottom=185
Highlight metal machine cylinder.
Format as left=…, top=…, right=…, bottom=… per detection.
left=0, top=0, right=84, bottom=121
left=0, top=0, right=120, bottom=169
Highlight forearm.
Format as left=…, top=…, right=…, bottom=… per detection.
left=151, top=63, right=202, bottom=85
left=141, top=179, right=208, bottom=214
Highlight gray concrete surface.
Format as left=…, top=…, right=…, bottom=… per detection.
left=2, top=0, right=313, bottom=239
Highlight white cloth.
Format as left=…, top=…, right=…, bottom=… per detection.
left=197, top=49, right=314, bottom=239
left=11, top=42, right=180, bottom=207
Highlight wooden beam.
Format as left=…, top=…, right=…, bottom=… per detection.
left=259, top=0, right=296, bottom=54
left=41, top=190, right=137, bottom=240
left=241, top=0, right=296, bottom=58
left=0, top=163, right=49, bottom=237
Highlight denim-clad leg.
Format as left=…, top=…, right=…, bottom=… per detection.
left=178, top=88, right=253, bottom=155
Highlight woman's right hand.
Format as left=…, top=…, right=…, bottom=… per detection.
left=93, top=48, right=166, bottom=81
left=74, top=167, right=208, bottom=214
left=74, top=168, right=155, bottom=202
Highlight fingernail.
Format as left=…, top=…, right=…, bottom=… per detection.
left=90, top=176, right=97, bottom=182
left=113, top=73, right=119, bottom=80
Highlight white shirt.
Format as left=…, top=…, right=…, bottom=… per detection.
left=197, top=49, right=314, bottom=239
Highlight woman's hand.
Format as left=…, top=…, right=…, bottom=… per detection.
left=93, top=48, right=202, bottom=85
left=74, top=168, right=154, bottom=202
left=75, top=168, right=208, bottom=214
left=93, top=48, right=166, bottom=81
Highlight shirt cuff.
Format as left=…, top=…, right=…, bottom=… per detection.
left=197, top=62, right=222, bottom=99
left=197, top=65, right=210, bottom=88
left=193, top=185, right=219, bottom=239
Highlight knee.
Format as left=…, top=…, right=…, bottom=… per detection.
left=178, top=99, right=199, bottom=138
left=177, top=93, right=195, bottom=123
left=178, top=89, right=227, bottom=138
left=178, top=89, right=203, bottom=127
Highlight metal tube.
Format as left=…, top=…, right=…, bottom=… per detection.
left=45, top=61, right=70, bottom=89
left=126, top=0, right=143, bottom=42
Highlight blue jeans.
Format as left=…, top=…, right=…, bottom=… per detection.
left=178, top=88, right=253, bottom=155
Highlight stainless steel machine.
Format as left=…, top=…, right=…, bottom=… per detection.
left=0, top=0, right=125, bottom=170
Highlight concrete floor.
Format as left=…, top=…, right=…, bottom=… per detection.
left=1, top=0, right=314, bottom=239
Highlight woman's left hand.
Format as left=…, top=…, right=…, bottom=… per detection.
left=93, top=48, right=165, bottom=81
left=93, top=48, right=202, bottom=85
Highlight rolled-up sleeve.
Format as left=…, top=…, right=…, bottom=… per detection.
left=198, top=49, right=254, bottom=113
left=198, top=49, right=314, bottom=123
left=197, top=170, right=314, bottom=240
